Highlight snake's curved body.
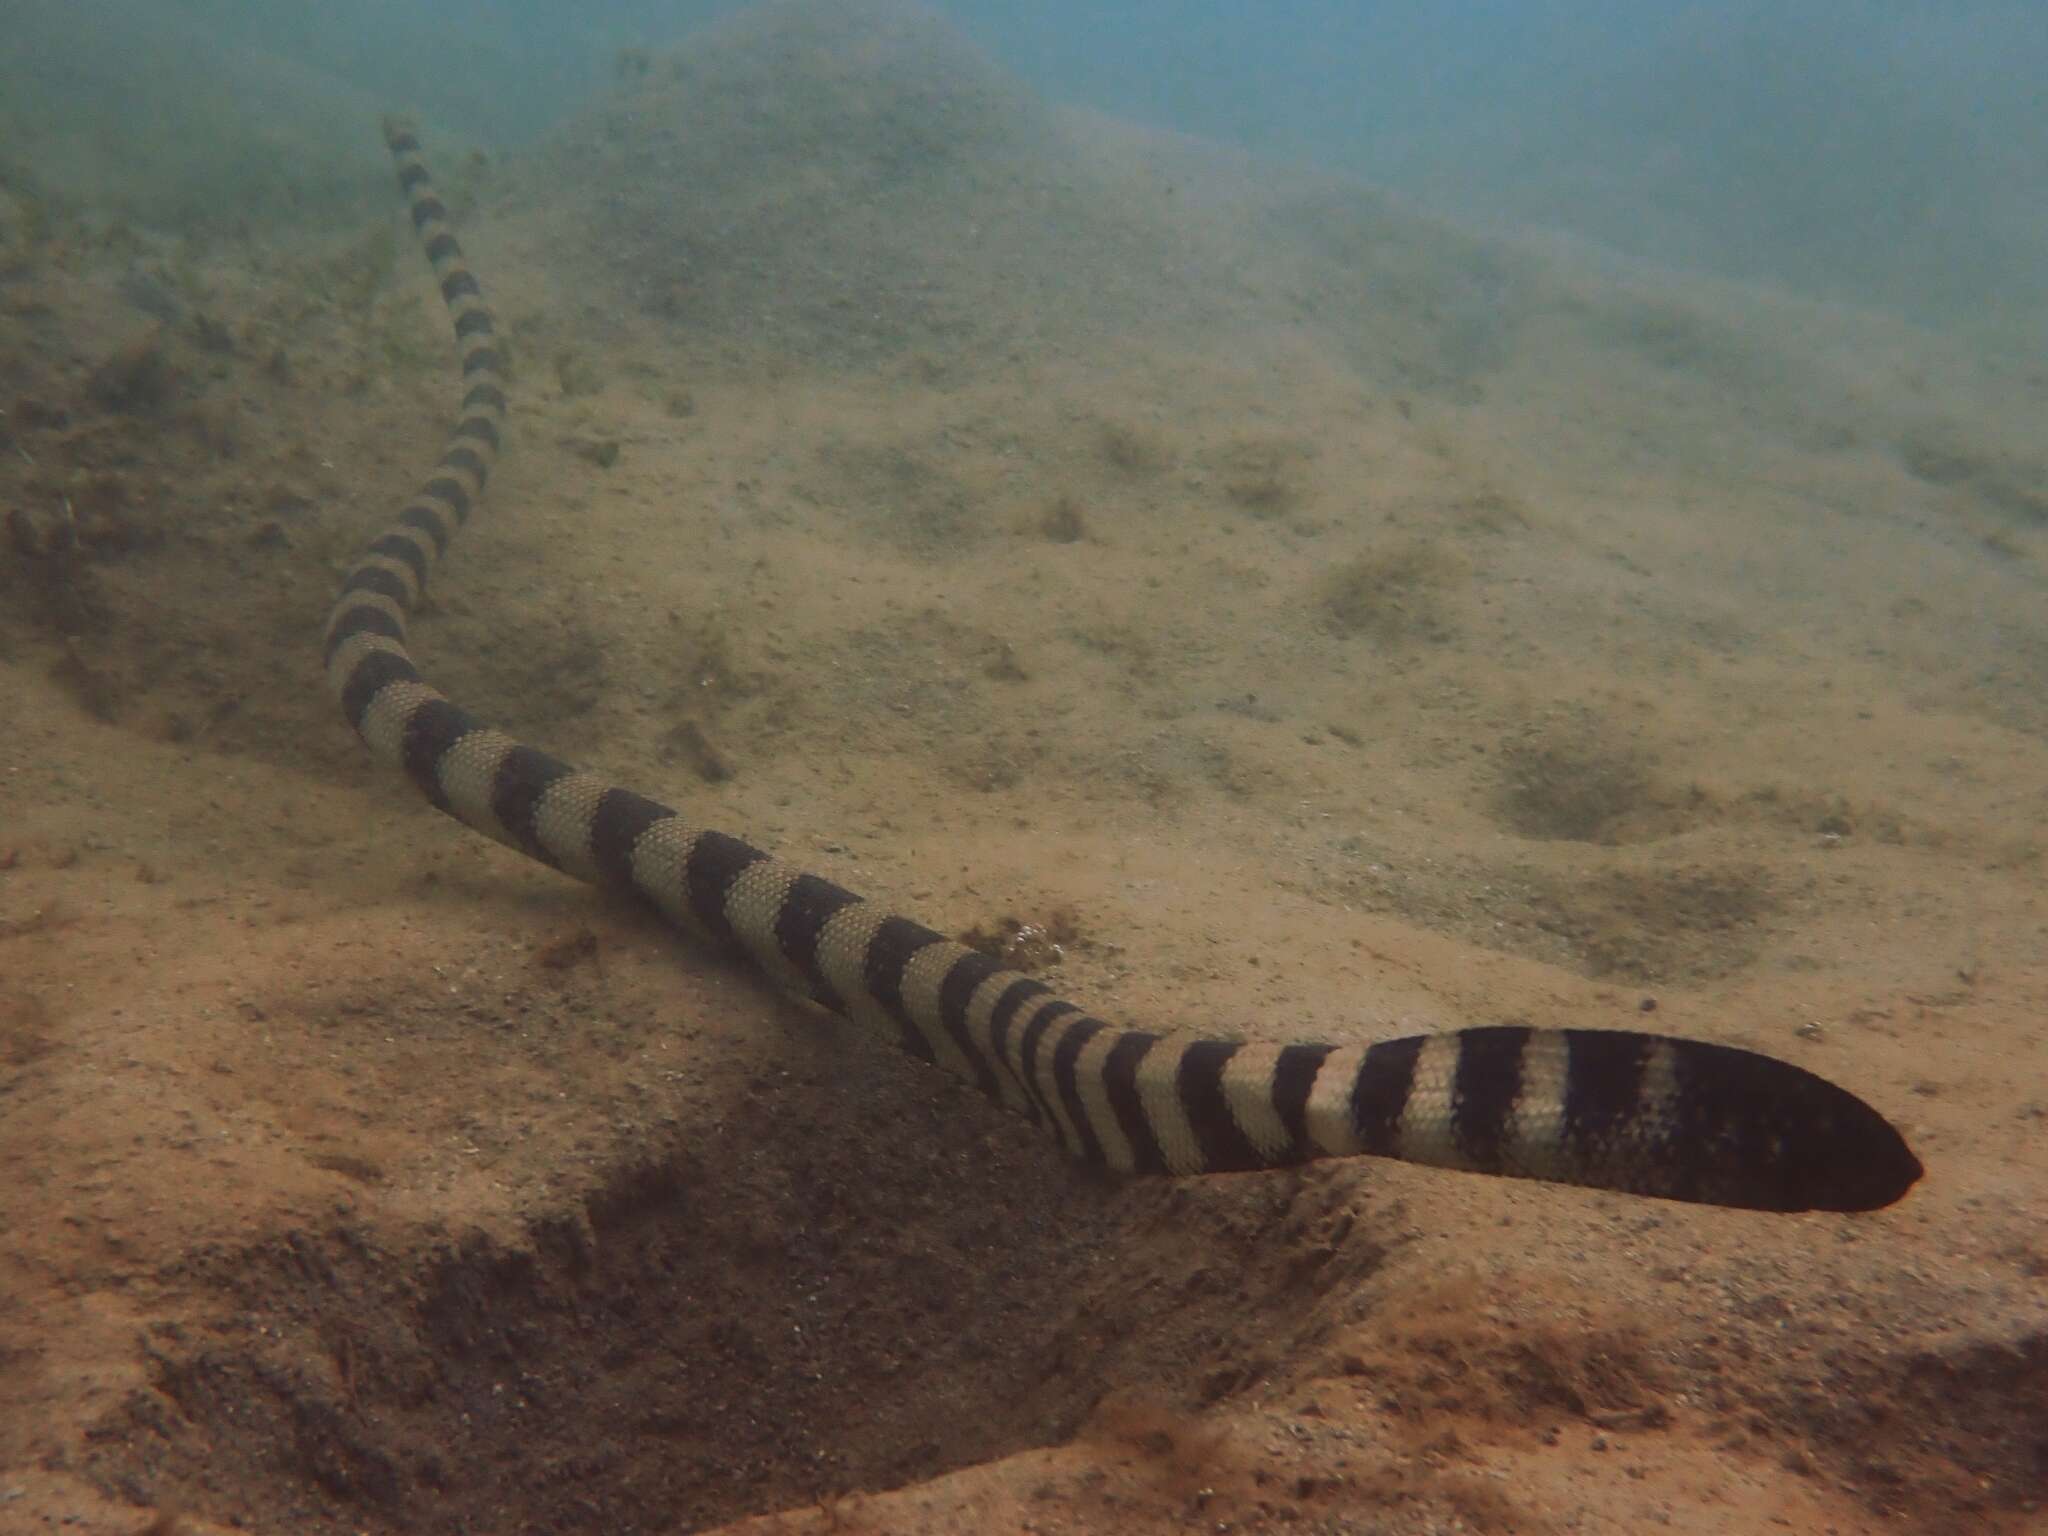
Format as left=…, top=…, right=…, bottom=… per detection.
left=324, top=122, right=1921, bottom=1214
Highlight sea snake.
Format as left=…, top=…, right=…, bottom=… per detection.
left=323, top=121, right=1922, bottom=1214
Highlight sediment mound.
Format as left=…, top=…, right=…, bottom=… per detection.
left=526, top=0, right=1273, bottom=368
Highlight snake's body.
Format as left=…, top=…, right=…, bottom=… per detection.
left=324, top=122, right=1921, bottom=1214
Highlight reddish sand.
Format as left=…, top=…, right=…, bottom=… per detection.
left=3, top=10, right=2044, bottom=1534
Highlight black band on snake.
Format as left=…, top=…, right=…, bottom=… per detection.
left=323, top=121, right=1922, bottom=1214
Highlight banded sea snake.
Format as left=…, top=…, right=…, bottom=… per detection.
left=324, top=122, right=1922, bottom=1215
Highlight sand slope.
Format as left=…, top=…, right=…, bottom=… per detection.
left=2, top=4, right=2043, bottom=1533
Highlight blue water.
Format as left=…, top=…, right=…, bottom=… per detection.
left=952, top=0, right=2048, bottom=324
left=320, top=1, right=2048, bottom=325
left=15, top=0, right=2048, bottom=329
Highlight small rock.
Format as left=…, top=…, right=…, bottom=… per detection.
left=87, top=331, right=177, bottom=414
left=192, top=312, right=235, bottom=353
left=659, top=719, right=730, bottom=782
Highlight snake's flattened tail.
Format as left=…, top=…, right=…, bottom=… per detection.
left=330, top=124, right=1921, bottom=1214
left=1270, top=1025, right=1920, bottom=1212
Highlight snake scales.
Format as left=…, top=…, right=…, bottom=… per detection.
left=323, top=122, right=1921, bottom=1214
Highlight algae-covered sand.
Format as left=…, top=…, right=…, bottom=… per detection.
left=2, top=5, right=2044, bottom=1533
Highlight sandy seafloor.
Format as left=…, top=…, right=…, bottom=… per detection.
left=2, top=6, right=2045, bottom=1534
